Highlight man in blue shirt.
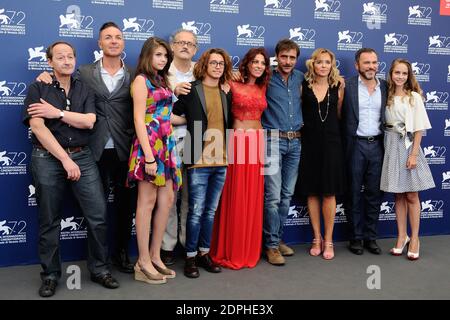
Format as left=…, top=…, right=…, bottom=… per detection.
left=342, top=48, right=387, bottom=255
left=263, top=39, right=303, bottom=266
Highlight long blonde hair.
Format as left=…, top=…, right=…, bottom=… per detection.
left=304, top=48, right=340, bottom=88
left=387, top=58, right=423, bottom=107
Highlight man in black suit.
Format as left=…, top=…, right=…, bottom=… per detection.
left=37, top=22, right=136, bottom=273
left=172, top=48, right=232, bottom=278
left=342, top=48, right=387, bottom=255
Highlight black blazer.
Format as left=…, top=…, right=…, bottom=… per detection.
left=77, top=61, right=135, bottom=162
left=173, top=80, right=232, bottom=167
left=341, top=76, right=387, bottom=159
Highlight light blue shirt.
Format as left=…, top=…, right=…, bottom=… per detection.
left=356, top=76, right=382, bottom=137
left=100, top=59, right=125, bottom=149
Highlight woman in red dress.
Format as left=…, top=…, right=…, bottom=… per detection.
left=210, top=48, right=271, bottom=269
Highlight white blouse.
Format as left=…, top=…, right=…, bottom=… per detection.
left=385, top=91, right=432, bottom=148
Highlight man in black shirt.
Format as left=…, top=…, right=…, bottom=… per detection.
left=23, top=41, right=119, bottom=298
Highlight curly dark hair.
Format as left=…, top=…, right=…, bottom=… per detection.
left=239, top=47, right=271, bottom=87
left=193, top=48, right=232, bottom=85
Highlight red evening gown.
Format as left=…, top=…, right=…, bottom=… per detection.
left=210, top=81, right=267, bottom=269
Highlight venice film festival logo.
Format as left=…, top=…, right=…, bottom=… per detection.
left=383, top=33, right=408, bottom=54
left=411, top=61, right=431, bottom=82
left=423, top=145, right=446, bottom=165
left=362, top=2, right=388, bottom=25
left=0, top=149, right=27, bottom=175
left=376, top=61, right=387, bottom=80
left=288, top=27, right=316, bottom=49
left=27, top=46, right=52, bottom=72
left=58, top=6, right=94, bottom=39
left=314, top=0, right=341, bottom=21
left=0, top=8, right=26, bottom=35
left=285, top=203, right=347, bottom=226
left=91, top=0, right=125, bottom=6
left=28, top=184, right=37, bottom=207
left=445, top=118, right=450, bottom=137
left=421, top=200, right=444, bottom=219
left=337, top=30, right=363, bottom=51
left=236, top=24, right=265, bottom=46
left=408, top=5, right=432, bottom=26
left=379, top=201, right=395, bottom=221
left=209, top=0, right=239, bottom=14
left=122, top=17, right=155, bottom=41
left=93, top=49, right=127, bottom=63
left=428, top=35, right=450, bottom=55
left=442, top=171, right=450, bottom=190
left=263, top=0, right=292, bottom=17
left=180, top=21, right=211, bottom=44
left=0, top=80, right=27, bottom=106
left=0, top=219, right=27, bottom=245
left=60, top=216, right=87, bottom=240
left=425, top=90, right=448, bottom=111
left=152, top=0, right=183, bottom=10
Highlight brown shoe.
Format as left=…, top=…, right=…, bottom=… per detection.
left=265, top=248, right=285, bottom=266
left=279, top=241, right=295, bottom=256
left=184, top=257, right=200, bottom=278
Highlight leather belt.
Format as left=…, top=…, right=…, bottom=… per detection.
left=35, top=144, right=85, bottom=154
left=269, top=130, right=301, bottom=140
left=356, top=135, right=382, bottom=142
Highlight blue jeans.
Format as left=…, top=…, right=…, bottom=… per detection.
left=31, top=147, right=109, bottom=281
left=185, top=166, right=227, bottom=257
left=263, top=137, right=301, bottom=249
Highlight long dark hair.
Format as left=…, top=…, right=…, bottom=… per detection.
left=239, top=47, right=271, bottom=87
left=135, top=37, right=173, bottom=88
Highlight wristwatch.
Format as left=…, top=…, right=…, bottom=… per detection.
left=59, top=110, right=64, bottom=120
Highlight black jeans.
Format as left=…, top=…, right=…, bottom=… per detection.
left=97, top=149, right=136, bottom=254
left=31, top=147, right=109, bottom=280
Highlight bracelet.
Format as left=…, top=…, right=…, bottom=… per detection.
left=145, top=159, right=156, bottom=164
left=409, top=154, right=418, bottom=157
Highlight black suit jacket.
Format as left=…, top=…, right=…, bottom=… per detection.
left=173, top=80, right=232, bottom=167
left=341, top=76, right=387, bottom=160
left=77, top=61, right=135, bottom=162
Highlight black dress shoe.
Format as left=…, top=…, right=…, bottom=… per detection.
left=112, top=249, right=134, bottom=274
left=161, top=249, right=176, bottom=266
left=364, top=240, right=382, bottom=255
left=184, top=257, right=199, bottom=278
left=349, top=240, right=364, bottom=255
left=90, top=273, right=120, bottom=289
left=39, top=279, right=57, bottom=298
left=197, top=254, right=222, bottom=273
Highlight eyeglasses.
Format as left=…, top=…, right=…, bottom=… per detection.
left=209, top=61, right=225, bottom=68
left=173, top=41, right=197, bottom=48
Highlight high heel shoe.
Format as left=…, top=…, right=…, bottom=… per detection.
left=390, top=236, right=410, bottom=256
left=134, top=263, right=167, bottom=284
left=322, top=241, right=334, bottom=260
left=407, top=240, right=420, bottom=261
left=309, top=237, right=322, bottom=256
left=152, top=261, right=176, bottom=279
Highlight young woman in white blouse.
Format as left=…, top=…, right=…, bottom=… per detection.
left=380, top=58, right=435, bottom=261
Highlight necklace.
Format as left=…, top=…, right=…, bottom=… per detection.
left=318, top=87, right=330, bottom=123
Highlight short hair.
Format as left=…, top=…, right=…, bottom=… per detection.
left=275, top=38, right=300, bottom=57
left=169, top=28, right=198, bottom=45
left=355, top=48, right=377, bottom=63
left=239, top=47, right=271, bottom=87
left=99, top=21, right=122, bottom=38
left=193, top=48, right=232, bottom=85
left=46, top=41, right=76, bottom=60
